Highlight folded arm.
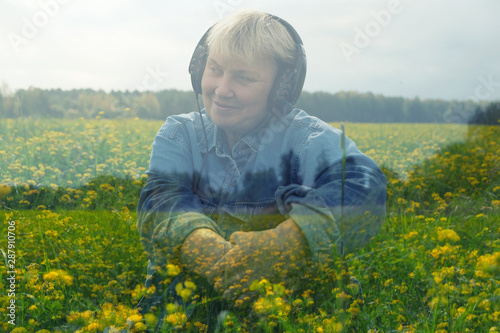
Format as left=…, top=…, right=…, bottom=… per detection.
left=207, top=217, right=310, bottom=300
left=137, top=124, right=225, bottom=278
left=276, top=154, right=387, bottom=264
left=208, top=152, right=387, bottom=300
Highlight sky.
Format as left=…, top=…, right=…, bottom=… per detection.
left=1, top=0, right=500, bottom=102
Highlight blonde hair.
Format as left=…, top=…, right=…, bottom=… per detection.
left=206, top=10, right=297, bottom=68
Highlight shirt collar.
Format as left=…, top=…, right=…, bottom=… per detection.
left=238, top=113, right=273, bottom=152
left=199, top=110, right=283, bottom=155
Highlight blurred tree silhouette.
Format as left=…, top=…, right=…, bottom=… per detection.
left=469, top=102, right=500, bottom=125
left=1, top=86, right=498, bottom=123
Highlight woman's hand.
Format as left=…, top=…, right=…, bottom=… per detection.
left=180, top=228, right=233, bottom=281
left=207, top=219, right=310, bottom=301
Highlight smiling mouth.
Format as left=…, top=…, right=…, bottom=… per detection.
left=213, top=101, right=239, bottom=111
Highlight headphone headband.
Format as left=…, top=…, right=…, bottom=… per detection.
left=188, top=13, right=307, bottom=117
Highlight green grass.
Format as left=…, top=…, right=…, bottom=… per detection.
left=0, top=119, right=499, bottom=332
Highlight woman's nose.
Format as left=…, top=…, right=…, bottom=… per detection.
left=214, top=75, right=235, bottom=98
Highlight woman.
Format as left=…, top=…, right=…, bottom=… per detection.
left=136, top=9, right=386, bottom=331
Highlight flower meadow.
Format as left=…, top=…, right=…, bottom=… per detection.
left=0, top=118, right=499, bottom=332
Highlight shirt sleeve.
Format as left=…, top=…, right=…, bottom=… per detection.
left=274, top=131, right=387, bottom=265
left=137, top=118, right=222, bottom=274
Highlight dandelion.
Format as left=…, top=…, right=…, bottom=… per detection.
left=166, top=303, right=178, bottom=314
left=476, top=252, right=500, bottom=274
left=165, top=312, right=187, bottom=327
left=126, top=314, right=143, bottom=324
left=383, top=278, right=393, bottom=287
left=467, top=176, right=480, bottom=186
left=133, top=322, right=147, bottom=332
left=166, top=264, right=181, bottom=277
left=0, top=183, right=11, bottom=198
left=437, top=229, right=460, bottom=242
left=87, top=322, right=100, bottom=331
left=43, top=269, right=74, bottom=286
left=61, top=194, right=71, bottom=203
left=11, top=328, right=28, bottom=333
left=144, top=313, right=158, bottom=327
left=404, top=231, right=418, bottom=240
left=184, top=280, right=196, bottom=290
left=100, top=183, right=115, bottom=192
left=179, top=288, right=192, bottom=303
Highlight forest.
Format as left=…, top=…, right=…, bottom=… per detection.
left=0, top=86, right=498, bottom=124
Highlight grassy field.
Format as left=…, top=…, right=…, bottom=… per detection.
left=0, top=118, right=499, bottom=332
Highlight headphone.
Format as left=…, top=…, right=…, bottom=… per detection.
left=188, top=13, right=307, bottom=117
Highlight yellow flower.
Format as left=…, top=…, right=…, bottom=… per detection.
left=165, top=312, right=187, bottom=327
left=476, top=252, right=500, bottom=274
left=100, top=183, right=115, bottom=192
left=133, top=322, right=148, bottom=332
left=43, top=269, right=73, bottom=286
left=437, top=321, right=449, bottom=329
left=87, top=322, right=100, bottom=331
left=430, top=244, right=455, bottom=259
left=166, top=303, right=178, bottom=314
left=0, top=183, right=11, bottom=198
left=437, top=229, right=460, bottom=242
left=141, top=313, right=157, bottom=328
left=127, top=314, right=143, bottom=323
left=166, top=264, right=181, bottom=277
left=179, top=288, right=192, bottom=303
left=184, top=281, right=196, bottom=291
left=11, top=328, right=28, bottom=333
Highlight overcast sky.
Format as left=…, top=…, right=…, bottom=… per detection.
left=1, top=0, right=500, bottom=102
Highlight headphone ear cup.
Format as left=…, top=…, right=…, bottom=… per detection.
left=189, top=44, right=208, bottom=95
left=270, top=67, right=295, bottom=116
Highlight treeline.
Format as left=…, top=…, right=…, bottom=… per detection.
left=0, top=87, right=498, bottom=124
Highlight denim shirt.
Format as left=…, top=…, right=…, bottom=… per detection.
left=137, top=108, right=386, bottom=278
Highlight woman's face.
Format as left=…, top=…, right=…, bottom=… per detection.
left=201, top=53, right=278, bottom=145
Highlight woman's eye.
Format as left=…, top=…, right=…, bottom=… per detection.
left=238, top=76, right=253, bottom=82
left=208, top=66, right=221, bottom=74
